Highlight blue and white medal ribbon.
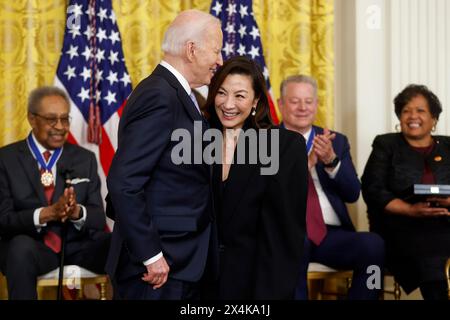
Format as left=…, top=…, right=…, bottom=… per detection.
left=306, top=128, right=315, bottom=155
left=27, top=133, right=62, bottom=187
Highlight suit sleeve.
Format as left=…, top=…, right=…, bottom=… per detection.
left=326, top=134, right=360, bottom=203
left=77, top=152, right=106, bottom=231
left=107, top=84, right=174, bottom=262
left=254, top=132, right=308, bottom=299
left=361, top=135, right=397, bottom=213
left=0, top=154, right=38, bottom=238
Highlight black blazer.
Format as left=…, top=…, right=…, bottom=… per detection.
left=361, top=133, right=450, bottom=291
left=106, top=65, right=214, bottom=283
left=0, top=140, right=106, bottom=252
left=362, top=133, right=450, bottom=236
left=214, top=127, right=308, bottom=299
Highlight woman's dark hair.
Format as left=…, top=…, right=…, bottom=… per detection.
left=394, top=84, right=442, bottom=120
left=203, top=56, right=273, bottom=130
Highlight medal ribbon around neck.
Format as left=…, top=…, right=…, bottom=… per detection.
left=306, top=128, right=315, bottom=155
left=27, top=133, right=62, bottom=186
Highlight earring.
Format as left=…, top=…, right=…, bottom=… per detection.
left=251, top=108, right=256, bottom=116
left=432, top=124, right=437, bottom=133
left=395, top=124, right=401, bottom=132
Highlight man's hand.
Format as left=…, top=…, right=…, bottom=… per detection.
left=39, top=193, right=69, bottom=224
left=141, top=256, right=170, bottom=289
left=313, top=128, right=337, bottom=165
left=63, top=187, right=81, bottom=222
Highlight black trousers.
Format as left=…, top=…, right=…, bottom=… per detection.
left=0, top=233, right=110, bottom=300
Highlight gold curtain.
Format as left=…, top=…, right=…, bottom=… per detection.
left=0, top=0, right=334, bottom=147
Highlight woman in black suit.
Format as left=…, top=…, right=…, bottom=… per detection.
left=203, top=56, right=308, bottom=299
left=361, top=84, right=450, bottom=300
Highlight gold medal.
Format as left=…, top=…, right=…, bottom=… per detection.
left=434, top=156, right=442, bottom=162
left=41, top=171, right=54, bottom=187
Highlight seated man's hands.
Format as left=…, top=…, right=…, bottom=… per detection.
left=313, top=128, right=337, bottom=165
left=39, top=193, right=70, bottom=224
left=62, top=186, right=81, bottom=222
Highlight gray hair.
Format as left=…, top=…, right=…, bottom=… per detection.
left=161, top=9, right=221, bottom=56
left=280, top=75, right=318, bottom=99
left=28, top=86, right=70, bottom=114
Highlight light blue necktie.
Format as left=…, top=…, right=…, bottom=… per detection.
left=189, top=91, right=201, bottom=115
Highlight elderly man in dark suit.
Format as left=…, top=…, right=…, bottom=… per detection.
left=0, top=86, right=110, bottom=300
left=278, top=75, right=385, bottom=300
left=105, top=9, right=223, bottom=300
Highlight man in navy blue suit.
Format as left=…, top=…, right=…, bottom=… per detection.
left=278, top=75, right=385, bottom=300
left=105, top=10, right=223, bottom=300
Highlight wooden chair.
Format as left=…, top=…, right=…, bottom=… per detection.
left=307, top=263, right=353, bottom=300
left=382, top=270, right=401, bottom=300
left=37, top=265, right=108, bottom=300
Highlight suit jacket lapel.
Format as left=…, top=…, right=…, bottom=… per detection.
left=17, top=140, right=47, bottom=205
left=52, top=145, right=71, bottom=204
left=153, top=64, right=203, bottom=123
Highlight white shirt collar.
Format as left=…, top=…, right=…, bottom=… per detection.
left=160, top=60, right=191, bottom=96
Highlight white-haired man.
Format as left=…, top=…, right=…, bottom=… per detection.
left=106, top=9, right=223, bottom=300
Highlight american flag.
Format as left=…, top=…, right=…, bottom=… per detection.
left=54, top=0, right=131, bottom=211
left=210, top=0, right=279, bottom=124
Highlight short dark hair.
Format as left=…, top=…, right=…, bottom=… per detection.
left=204, top=56, right=273, bottom=130
left=394, top=84, right=442, bottom=120
left=28, top=86, right=70, bottom=114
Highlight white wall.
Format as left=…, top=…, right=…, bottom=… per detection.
left=335, top=0, right=450, bottom=230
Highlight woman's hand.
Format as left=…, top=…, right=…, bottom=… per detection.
left=407, top=202, right=449, bottom=217
left=385, top=198, right=450, bottom=217
left=426, top=196, right=450, bottom=208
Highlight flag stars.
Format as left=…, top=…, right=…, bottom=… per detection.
left=98, top=8, right=108, bottom=22
left=263, top=67, right=270, bottom=80
left=81, top=46, right=92, bottom=61
left=109, top=50, right=119, bottom=65
left=97, top=28, right=107, bottom=43
left=96, top=70, right=104, bottom=82
left=248, top=45, right=260, bottom=59
left=66, top=45, right=79, bottom=59
left=226, top=3, right=237, bottom=15
left=84, top=26, right=94, bottom=40
left=238, top=24, right=247, bottom=39
left=237, top=44, right=247, bottom=56
left=77, top=87, right=90, bottom=103
left=109, top=30, right=120, bottom=45
left=211, top=2, right=222, bottom=16
left=106, top=71, right=118, bottom=85
left=104, top=90, right=117, bottom=105
left=250, top=26, right=260, bottom=40
left=222, top=42, right=235, bottom=57
left=64, top=65, right=76, bottom=80
left=109, top=11, right=117, bottom=24
left=225, top=22, right=235, bottom=34
left=68, top=25, right=81, bottom=39
left=71, top=3, right=83, bottom=17
left=96, top=49, right=105, bottom=63
left=239, top=5, right=249, bottom=19
left=120, top=73, right=131, bottom=87
left=79, top=67, right=91, bottom=82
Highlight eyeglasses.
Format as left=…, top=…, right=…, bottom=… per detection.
left=32, top=113, right=71, bottom=127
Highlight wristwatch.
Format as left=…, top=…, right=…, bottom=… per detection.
left=324, top=156, right=340, bottom=168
